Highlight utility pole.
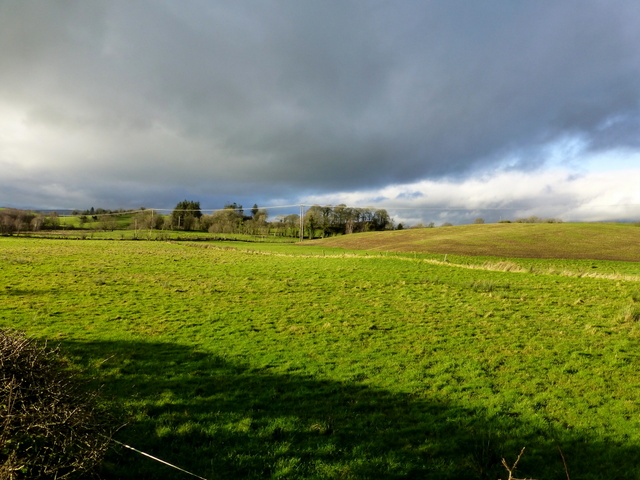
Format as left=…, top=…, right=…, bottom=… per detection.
left=299, top=205, right=304, bottom=242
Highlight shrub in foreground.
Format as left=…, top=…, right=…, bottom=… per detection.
left=0, top=330, right=112, bottom=479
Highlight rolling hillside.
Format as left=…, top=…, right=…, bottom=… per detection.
left=306, top=222, right=640, bottom=261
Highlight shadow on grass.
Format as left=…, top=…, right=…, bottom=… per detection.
left=61, top=340, right=639, bottom=480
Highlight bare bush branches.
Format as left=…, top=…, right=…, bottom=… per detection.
left=501, top=447, right=536, bottom=480
left=0, top=330, right=112, bottom=479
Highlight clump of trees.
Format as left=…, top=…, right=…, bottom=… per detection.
left=173, top=202, right=392, bottom=238
left=0, top=209, right=59, bottom=235
left=201, top=203, right=270, bottom=236
left=302, top=204, right=392, bottom=238
left=171, top=200, right=202, bottom=231
left=130, top=209, right=163, bottom=231
left=515, top=216, right=563, bottom=223
left=272, top=213, right=303, bottom=238
left=0, top=330, right=113, bottom=479
left=72, top=207, right=119, bottom=218
left=499, top=216, right=563, bottom=224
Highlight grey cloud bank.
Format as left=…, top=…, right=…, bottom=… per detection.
left=1, top=1, right=640, bottom=223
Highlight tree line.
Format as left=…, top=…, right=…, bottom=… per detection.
left=0, top=208, right=60, bottom=234
left=1, top=203, right=570, bottom=238
left=0, top=201, right=393, bottom=238
left=167, top=201, right=393, bottom=238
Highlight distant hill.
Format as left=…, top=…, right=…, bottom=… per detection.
left=305, top=222, right=640, bottom=261
left=0, top=207, right=77, bottom=216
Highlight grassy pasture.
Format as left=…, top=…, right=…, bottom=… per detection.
left=25, top=227, right=298, bottom=243
left=1, top=235, right=640, bottom=479
left=308, top=222, right=640, bottom=261
left=54, top=213, right=135, bottom=230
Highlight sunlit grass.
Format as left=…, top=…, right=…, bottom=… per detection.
left=1, top=237, right=639, bottom=479
left=308, top=222, right=640, bottom=261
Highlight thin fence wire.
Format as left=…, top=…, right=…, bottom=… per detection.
left=105, top=435, right=209, bottom=480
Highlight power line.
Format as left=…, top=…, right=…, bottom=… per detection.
left=19, top=202, right=640, bottom=219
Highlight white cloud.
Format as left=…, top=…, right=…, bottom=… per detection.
left=1, top=1, right=640, bottom=218
left=303, top=168, right=640, bottom=225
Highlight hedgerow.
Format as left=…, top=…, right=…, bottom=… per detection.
left=0, top=330, right=112, bottom=479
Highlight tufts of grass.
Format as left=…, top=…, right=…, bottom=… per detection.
left=469, top=279, right=496, bottom=293
left=483, top=261, right=526, bottom=273
left=1, top=237, right=640, bottom=478
left=621, top=304, right=640, bottom=323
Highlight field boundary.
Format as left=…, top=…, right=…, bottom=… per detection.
left=174, top=241, right=640, bottom=282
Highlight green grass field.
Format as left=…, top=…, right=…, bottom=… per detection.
left=307, top=222, right=640, bottom=261
left=1, top=227, right=640, bottom=479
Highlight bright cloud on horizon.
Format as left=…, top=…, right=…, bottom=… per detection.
left=1, top=1, right=640, bottom=225
left=304, top=166, right=640, bottom=226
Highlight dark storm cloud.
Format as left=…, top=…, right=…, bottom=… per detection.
left=1, top=0, right=640, bottom=209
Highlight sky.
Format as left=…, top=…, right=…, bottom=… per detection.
left=1, top=0, right=640, bottom=225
